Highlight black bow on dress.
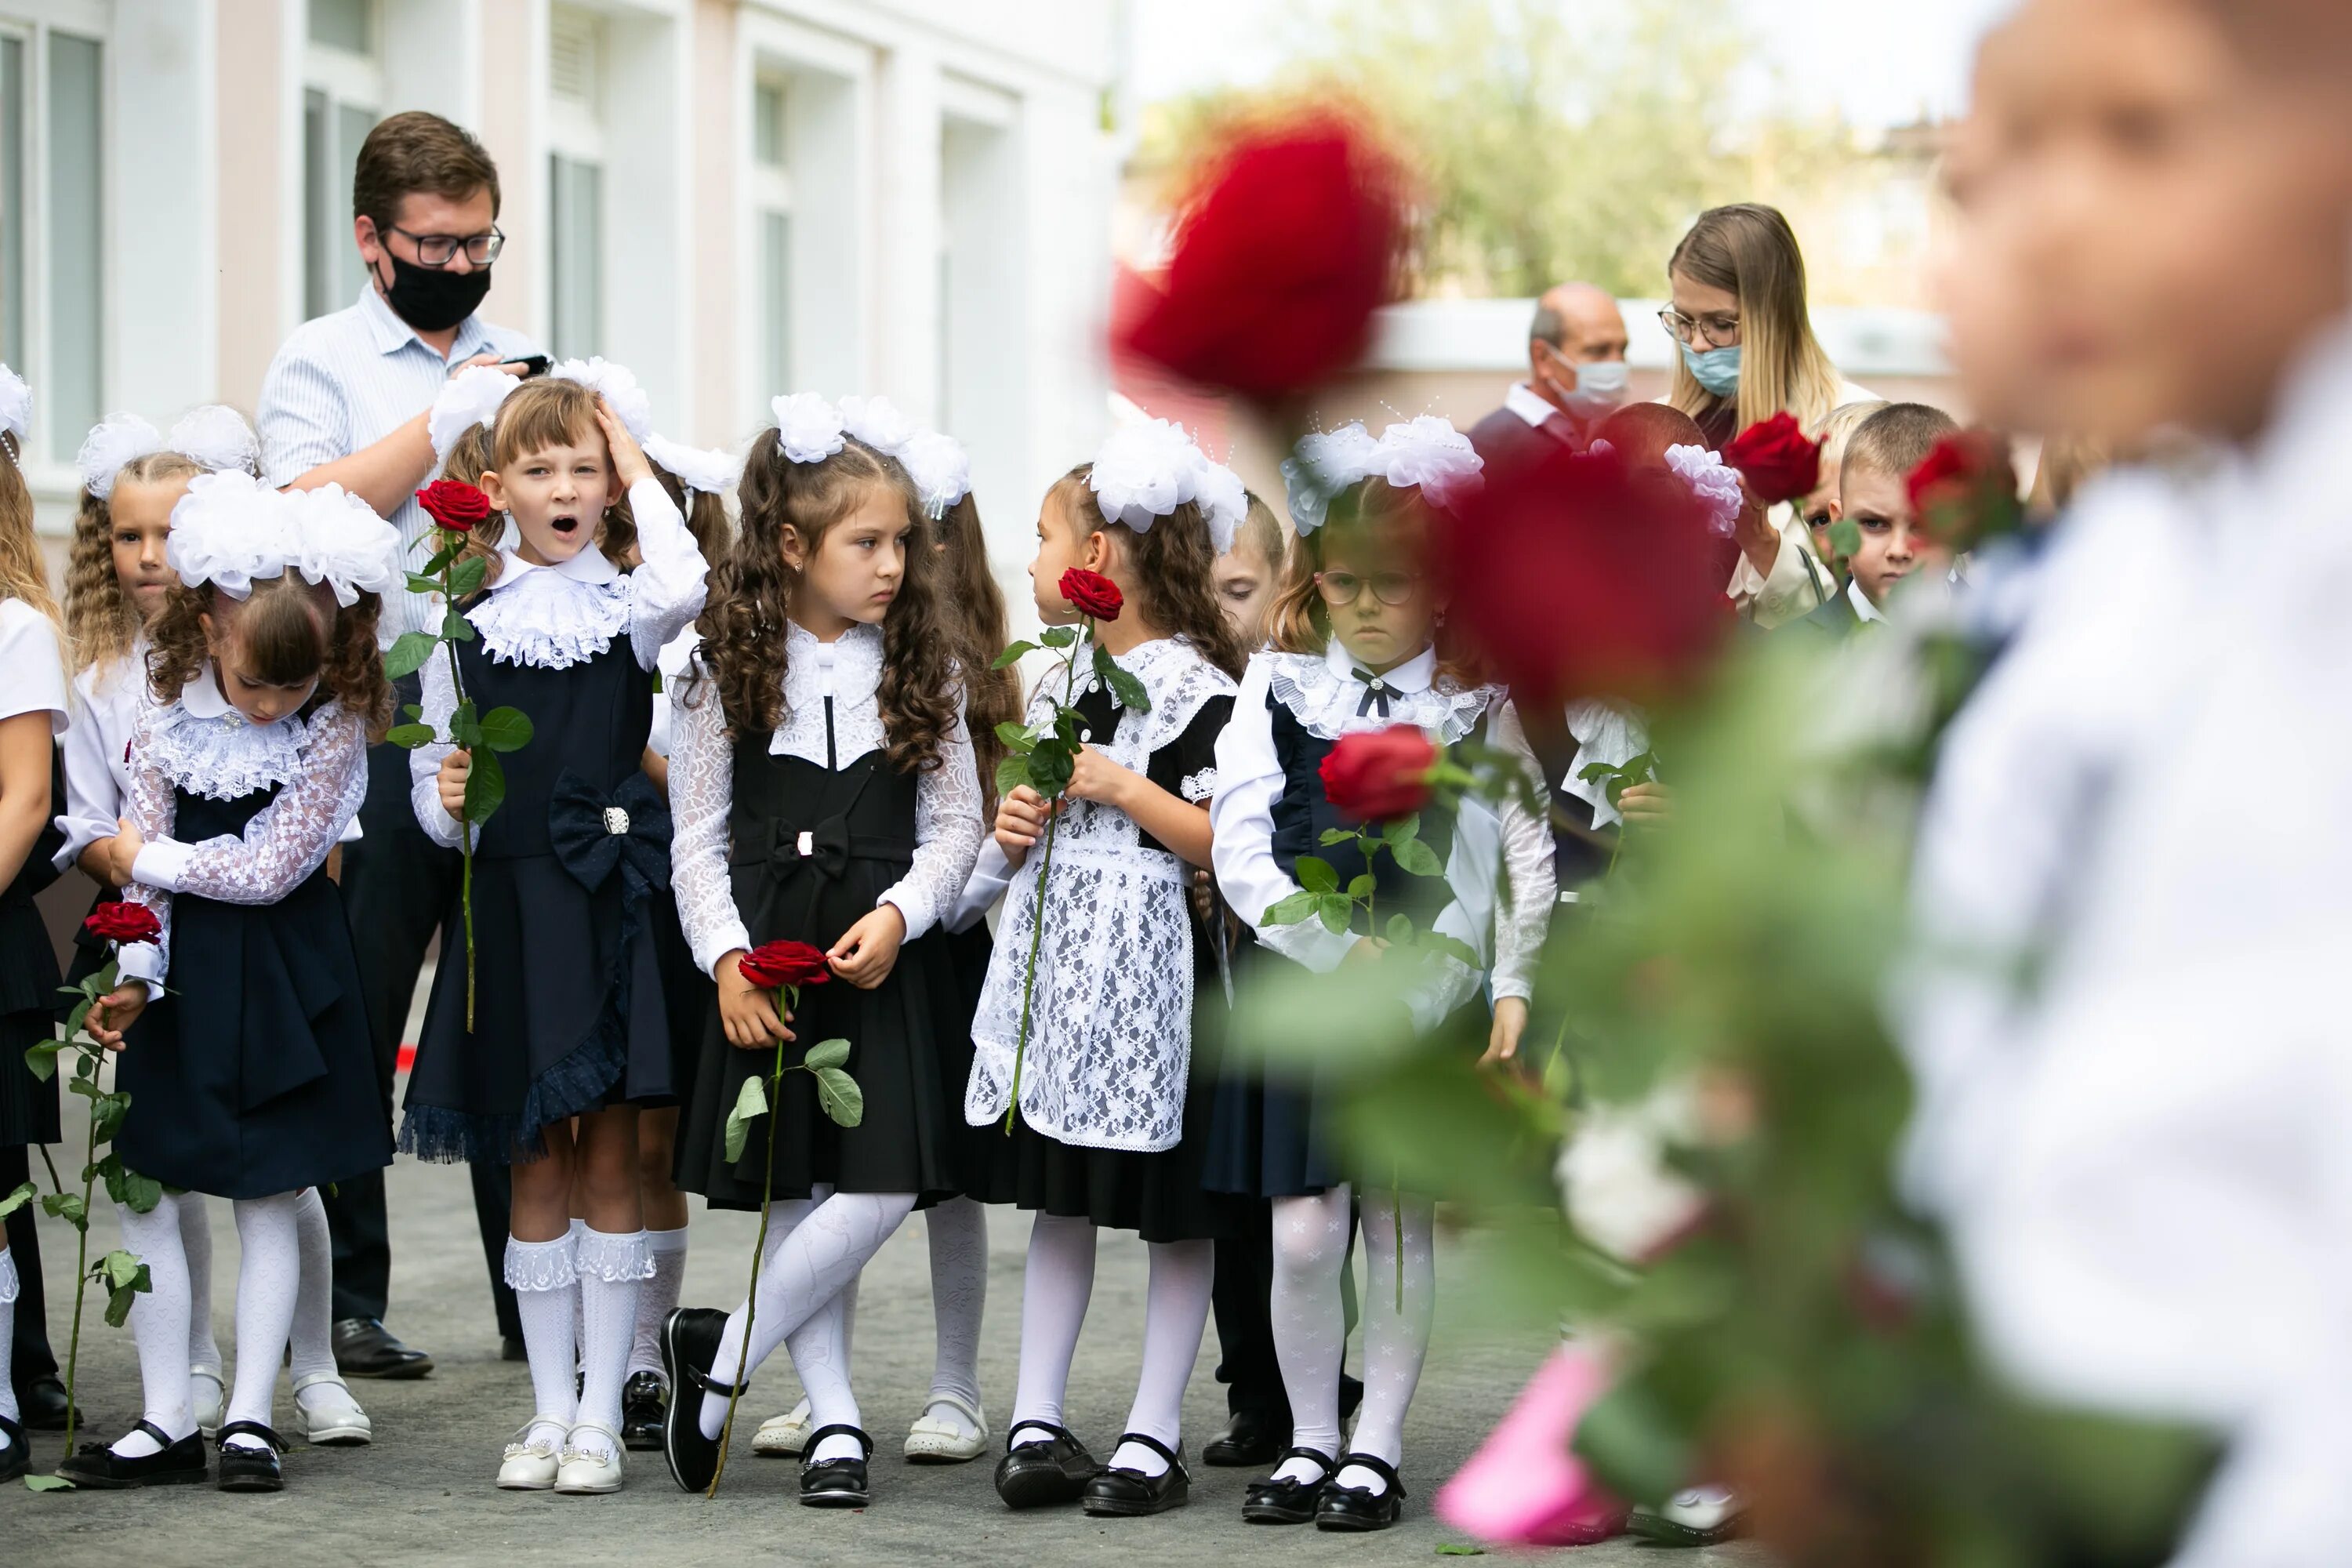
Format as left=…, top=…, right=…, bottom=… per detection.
left=548, top=769, right=673, bottom=902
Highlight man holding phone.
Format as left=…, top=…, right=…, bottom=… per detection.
left=259, top=110, right=541, bottom=1381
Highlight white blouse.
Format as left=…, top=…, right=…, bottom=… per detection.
left=114, top=669, right=368, bottom=988
left=0, top=598, right=67, bottom=736
left=666, top=619, right=984, bottom=977
left=409, top=476, right=708, bottom=848
left=1210, top=639, right=1555, bottom=1028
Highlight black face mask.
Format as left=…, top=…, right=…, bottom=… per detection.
left=377, top=252, right=492, bottom=333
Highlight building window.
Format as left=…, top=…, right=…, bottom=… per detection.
left=547, top=4, right=606, bottom=360
left=751, top=73, right=791, bottom=399
left=0, top=17, right=105, bottom=467
left=303, top=0, right=381, bottom=321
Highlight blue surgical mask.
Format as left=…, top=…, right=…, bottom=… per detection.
left=1563, top=356, right=1629, bottom=419
left=1679, top=340, right=1742, bottom=397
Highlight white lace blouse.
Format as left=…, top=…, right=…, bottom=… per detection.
left=408, top=476, right=708, bottom=847
left=666, top=620, right=984, bottom=977
left=1210, top=639, right=1555, bottom=1029
left=114, top=667, right=368, bottom=989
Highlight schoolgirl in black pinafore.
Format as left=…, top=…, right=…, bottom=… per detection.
left=671, top=623, right=980, bottom=1207
left=0, top=597, right=69, bottom=1158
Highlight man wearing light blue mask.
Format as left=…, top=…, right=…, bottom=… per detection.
left=1468, top=282, right=1632, bottom=478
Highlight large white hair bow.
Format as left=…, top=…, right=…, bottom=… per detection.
left=1278, top=416, right=1483, bottom=535
left=838, top=394, right=916, bottom=457
left=550, top=356, right=654, bottom=442
left=168, top=470, right=401, bottom=607
left=0, top=363, right=30, bottom=449
left=78, top=405, right=264, bottom=500
left=429, top=365, right=523, bottom=465
left=642, top=434, right=742, bottom=497
left=771, top=393, right=847, bottom=465
left=895, top=428, right=971, bottom=520
left=1088, top=418, right=1247, bottom=554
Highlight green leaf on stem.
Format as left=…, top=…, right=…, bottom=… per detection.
left=1296, top=856, right=1341, bottom=894
left=1262, top=891, right=1317, bottom=927
left=385, top=724, right=435, bottom=749
left=994, top=720, right=1037, bottom=753
left=1417, top=931, right=1484, bottom=970
left=1828, top=517, right=1861, bottom=563
left=1027, top=746, right=1075, bottom=799
left=42, top=1191, right=86, bottom=1227
left=1316, top=893, right=1356, bottom=934
left=0, top=1180, right=33, bottom=1219
left=475, top=706, right=534, bottom=753
left=1348, top=874, right=1377, bottom=900
left=66, top=1076, right=98, bottom=1101
left=1387, top=913, right=1416, bottom=943
left=812, top=1066, right=864, bottom=1127
left=1319, top=827, right=1359, bottom=846
left=441, top=608, right=477, bottom=642
left=1392, top=837, right=1445, bottom=878
left=723, top=1073, right=769, bottom=1165
left=801, top=1039, right=852, bottom=1072
left=992, top=640, right=1039, bottom=670
left=994, top=754, right=1033, bottom=801
left=90, top=1093, right=129, bottom=1144
left=103, top=1267, right=153, bottom=1328
left=463, top=747, right=506, bottom=825
left=448, top=702, right=481, bottom=748
left=1385, top=815, right=1423, bottom=847
left=419, top=541, right=460, bottom=575
left=96, top=1248, right=144, bottom=1290
left=24, top=1039, right=64, bottom=1081
left=404, top=571, right=443, bottom=596
left=24, top=1474, right=74, bottom=1490
left=403, top=702, right=423, bottom=720
left=383, top=632, right=439, bottom=680
left=1039, top=626, right=1079, bottom=648
left=1103, top=664, right=1152, bottom=713
left=448, top=555, right=489, bottom=597
left=119, top=1169, right=162, bottom=1214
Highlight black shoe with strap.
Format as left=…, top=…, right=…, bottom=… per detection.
left=799, top=1423, right=873, bottom=1508
left=53, top=1420, right=209, bottom=1489
left=0, top=1414, right=30, bottom=1482
left=621, top=1370, right=667, bottom=1451
left=1242, top=1446, right=1337, bottom=1525
left=659, top=1307, right=737, bottom=1494
left=1081, top=1432, right=1191, bottom=1517
left=1315, top=1452, right=1406, bottom=1532
left=993, top=1422, right=1098, bottom=1509
left=216, top=1421, right=289, bottom=1493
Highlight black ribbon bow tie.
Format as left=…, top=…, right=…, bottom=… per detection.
left=548, top=769, right=673, bottom=902
left=1352, top=667, right=1393, bottom=719
left=772, top=815, right=855, bottom=881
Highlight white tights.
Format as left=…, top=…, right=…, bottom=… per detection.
left=1269, top=1186, right=1434, bottom=1496
left=1008, top=1213, right=1214, bottom=1478
left=0, top=1244, right=18, bottom=1445
left=180, top=1190, right=339, bottom=1413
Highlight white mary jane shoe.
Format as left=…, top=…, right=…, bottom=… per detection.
left=753, top=1399, right=812, bottom=1457
left=498, top=1420, right=565, bottom=1490
left=192, top=1367, right=227, bottom=1438
left=903, top=1392, right=989, bottom=1464
left=554, top=1421, right=626, bottom=1494
left=292, top=1371, right=373, bottom=1446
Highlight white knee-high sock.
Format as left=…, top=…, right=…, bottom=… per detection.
left=628, top=1225, right=688, bottom=1380
left=573, top=1229, right=651, bottom=1461
left=925, top=1196, right=987, bottom=1433
left=289, top=1188, right=339, bottom=1411
left=1109, top=1238, right=1215, bottom=1476
left=222, top=1194, right=302, bottom=1450
left=0, top=1246, right=18, bottom=1442
left=506, top=1232, right=579, bottom=1451
left=1269, top=1187, right=1354, bottom=1483
left=1339, top=1192, right=1435, bottom=1494
left=177, top=1193, right=222, bottom=1377
left=1009, top=1212, right=1097, bottom=1446
left=568, top=1217, right=587, bottom=1357
left=788, top=1273, right=865, bottom=1465
left=696, top=1194, right=812, bottom=1440
left=695, top=1191, right=914, bottom=1443
left=111, top=1192, right=194, bottom=1457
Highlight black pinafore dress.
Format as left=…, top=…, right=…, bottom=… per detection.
left=1201, top=701, right=1489, bottom=1200
left=112, top=784, right=390, bottom=1198
left=674, top=718, right=971, bottom=1208
left=400, top=636, right=674, bottom=1165
left=0, top=756, right=65, bottom=1149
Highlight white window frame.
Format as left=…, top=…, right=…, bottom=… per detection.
left=545, top=2, right=609, bottom=362
left=301, top=3, right=386, bottom=324
left=0, top=1, right=108, bottom=499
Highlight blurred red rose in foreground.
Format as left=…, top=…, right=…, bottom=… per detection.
left=1722, top=414, right=1822, bottom=506
left=1438, top=445, right=1730, bottom=707
left=1907, top=431, right=2021, bottom=551
left=1321, top=726, right=1439, bottom=822
left=1118, top=109, right=1410, bottom=401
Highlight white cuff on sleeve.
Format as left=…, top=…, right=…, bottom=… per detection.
left=129, top=840, right=195, bottom=895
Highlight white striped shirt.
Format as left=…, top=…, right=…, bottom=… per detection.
left=257, top=285, right=537, bottom=638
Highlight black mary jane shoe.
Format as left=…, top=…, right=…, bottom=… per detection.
left=1081, top=1432, right=1191, bottom=1518
left=1202, top=1407, right=1286, bottom=1468
left=1314, top=1452, right=1406, bottom=1532
left=53, top=1420, right=209, bottom=1489
left=0, top=1415, right=31, bottom=1482
left=1242, top=1446, right=1337, bottom=1525
left=799, top=1423, right=873, bottom=1508
left=216, top=1421, right=290, bottom=1493
left=659, top=1306, right=737, bottom=1494
left=993, top=1422, right=1098, bottom=1510
left=621, top=1370, right=668, bottom=1452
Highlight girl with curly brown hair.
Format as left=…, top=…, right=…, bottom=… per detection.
left=66, top=474, right=401, bottom=1494
left=659, top=394, right=983, bottom=1508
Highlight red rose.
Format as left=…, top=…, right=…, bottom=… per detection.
left=1906, top=430, right=2020, bottom=550
left=1437, top=444, right=1731, bottom=706
left=738, top=940, right=832, bottom=992
left=1058, top=568, right=1124, bottom=622
left=84, top=902, right=162, bottom=948
left=1720, top=414, right=1822, bottom=506
left=1319, top=725, right=1439, bottom=822
left=416, top=478, right=492, bottom=534
left=1116, top=110, right=1410, bottom=401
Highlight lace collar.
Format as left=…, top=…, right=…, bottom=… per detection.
left=769, top=619, right=887, bottom=765
left=469, top=545, right=630, bottom=668
left=1261, top=640, right=1495, bottom=743
left=143, top=662, right=312, bottom=801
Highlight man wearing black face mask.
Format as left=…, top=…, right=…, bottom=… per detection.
left=259, top=110, right=540, bottom=1385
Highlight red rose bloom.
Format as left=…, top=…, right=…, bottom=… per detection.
left=1437, top=443, right=1732, bottom=706
left=84, top=902, right=162, bottom=948
left=1117, top=109, right=1410, bottom=401
left=1906, top=430, right=2020, bottom=550
left=1058, top=568, right=1124, bottom=622
left=1319, top=725, right=1439, bottom=822
left=738, top=941, right=832, bottom=992
left=1720, top=414, right=1822, bottom=506
left=416, top=478, right=492, bottom=534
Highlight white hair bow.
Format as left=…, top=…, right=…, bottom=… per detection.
left=78, top=405, right=263, bottom=501
left=550, top=356, right=655, bottom=442
left=771, top=393, right=847, bottom=465
left=1279, top=416, right=1483, bottom=535
left=0, top=363, right=29, bottom=451
left=168, top=470, right=401, bottom=607
left=429, top=365, right=524, bottom=465
left=642, top=434, right=742, bottom=496
left=1088, top=418, right=1247, bottom=554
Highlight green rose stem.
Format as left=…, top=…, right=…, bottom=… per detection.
left=1003, top=617, right=1093, bottom=1136
left=707, top=978, right=796, bottom=1499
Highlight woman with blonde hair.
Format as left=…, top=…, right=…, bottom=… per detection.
left=1664, top=203, right=1874, bottom=627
